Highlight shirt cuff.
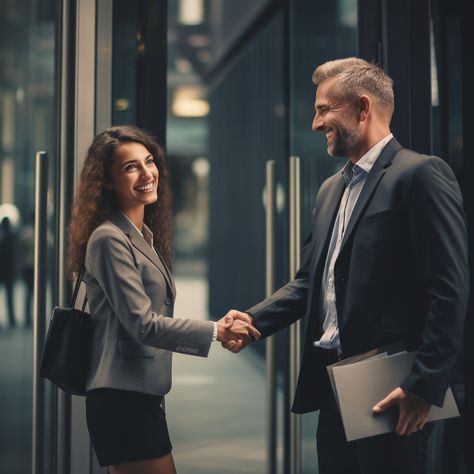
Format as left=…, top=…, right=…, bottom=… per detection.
left=212, top=322, right=218, bottom=342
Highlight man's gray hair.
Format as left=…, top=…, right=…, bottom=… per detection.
left=312, top=57, right=394, bottom=119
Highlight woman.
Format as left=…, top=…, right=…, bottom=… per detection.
left=67, top=125, right=258, bottom=474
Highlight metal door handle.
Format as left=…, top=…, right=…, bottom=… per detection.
left=289, top=156, right=301, bottom=474
left=32, top=151, right=49, bottom=474
left=264, top=160, right=277, bottom=474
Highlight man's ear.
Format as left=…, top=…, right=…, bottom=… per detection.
left=358, top=95, right=371, bottom=121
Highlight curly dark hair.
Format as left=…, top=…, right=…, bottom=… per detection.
left=67, top=125, right=172, bottom=277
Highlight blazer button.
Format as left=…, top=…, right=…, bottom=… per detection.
left=165, top=297, right=173, bottom=306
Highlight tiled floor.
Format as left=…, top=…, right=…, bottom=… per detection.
left=167, top=277, right=266, bottom=473
left=168, top=276, right=319, bottom=474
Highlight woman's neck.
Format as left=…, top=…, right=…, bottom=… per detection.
left=121, top=206, right=144, bottom=230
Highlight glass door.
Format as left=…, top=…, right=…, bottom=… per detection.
left=287, top=1, right=359, bottom=472
left=0, top=0, right=60, bottom=472
left=166, top=2, right=281, bottom=472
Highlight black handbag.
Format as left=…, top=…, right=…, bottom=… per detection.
left=39, top=266, right=92, bottom=396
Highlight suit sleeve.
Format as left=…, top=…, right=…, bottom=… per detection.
left=247, top=231, right=313, bottom=337
left=401, top=157, right=469, bottom=406
left=87, top=229, right=214, bottom=357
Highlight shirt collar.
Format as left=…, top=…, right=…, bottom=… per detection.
left=141, top=224, right=154, bottom=247
left=355, top=133, right=393, bottom=173
left=340, top=133, right=393, bottom=184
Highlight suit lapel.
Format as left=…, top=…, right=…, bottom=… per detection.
left=129, top=233, right=176, bottom=296
left=339, top=137, right=402, bottom=252
left=110, top=213, right=176, bottom=296
left=311, top=174, right=346, bottom=270
left=153, top=244, right=176, bottom=296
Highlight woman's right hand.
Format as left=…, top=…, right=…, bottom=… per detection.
left=216, top=311, right=261, bottom=345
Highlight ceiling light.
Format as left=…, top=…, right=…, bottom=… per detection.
left=187, top=34, right=210, bottom=47
left=178, top=0, right=204, bottom=25
left=172, top=86, right=209, bottom=117
left=114, top=98, right=130, bottom=111
left=176, top=59, right=193, bottom=74
left=172, top=99, right=209, bottom=118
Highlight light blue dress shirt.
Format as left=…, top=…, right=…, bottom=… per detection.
left=313, top=134, right=393, bottom=352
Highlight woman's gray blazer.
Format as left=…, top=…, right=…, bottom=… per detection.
left=83, top=212, right=214, bottom=395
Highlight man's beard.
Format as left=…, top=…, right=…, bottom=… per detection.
left=327, top=124, right=361, bottom=158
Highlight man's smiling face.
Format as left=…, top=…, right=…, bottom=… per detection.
left=312, top=76, right=362, bottom=159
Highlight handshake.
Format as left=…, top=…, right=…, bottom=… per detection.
left=215, top=310, right=261, bottom=352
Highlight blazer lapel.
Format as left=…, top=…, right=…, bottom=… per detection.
left=153, top=244, right=177, bottom=296
left=339, top=137, right=402, bottom=252
left=311, top=173, right=346, bottom=270
left=130, top=233, right=176, bottom=296
left=110, top=213, right=176, bottom=296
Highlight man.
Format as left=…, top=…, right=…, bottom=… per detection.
left=224, top=58, right=469, bottom=474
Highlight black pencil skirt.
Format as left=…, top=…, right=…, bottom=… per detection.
left=86, top=388, right=173, bottom=467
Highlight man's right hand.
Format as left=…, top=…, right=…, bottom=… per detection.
left=218, top=310, right=259, bottom=353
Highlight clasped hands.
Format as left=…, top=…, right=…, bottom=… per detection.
left=216, top=310, right=260, bottom=349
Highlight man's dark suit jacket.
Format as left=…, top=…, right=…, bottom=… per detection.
left=248, top=138, right=469, bottom=414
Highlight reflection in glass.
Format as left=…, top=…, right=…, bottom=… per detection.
left=0, top=0, right=57, bottom=472
left=112, top=0, right=138, bottom=125
left=165, top=2, right=268, bottom=473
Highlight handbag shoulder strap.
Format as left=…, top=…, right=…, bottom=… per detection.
left=70, top=264, right=86, bottom=309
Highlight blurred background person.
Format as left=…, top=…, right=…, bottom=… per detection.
left=0, top=214, right=18, bottom=328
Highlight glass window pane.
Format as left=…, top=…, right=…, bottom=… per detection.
left=0, top=0, right=58, bottom=472
left=288, top=1, right=358, bottom=472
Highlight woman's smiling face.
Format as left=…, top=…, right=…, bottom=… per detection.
left=109, top=141, right=159, bottom=212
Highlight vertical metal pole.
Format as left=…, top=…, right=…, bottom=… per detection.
left=265, top=160, right=277, bottom=474
left=32, top=151, right=49, bottom=474
left=289, top=156, right=301, bottom=474
left=57, top=1, right=75, bottom=472
left=71, top=1, right=98, bottom=472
